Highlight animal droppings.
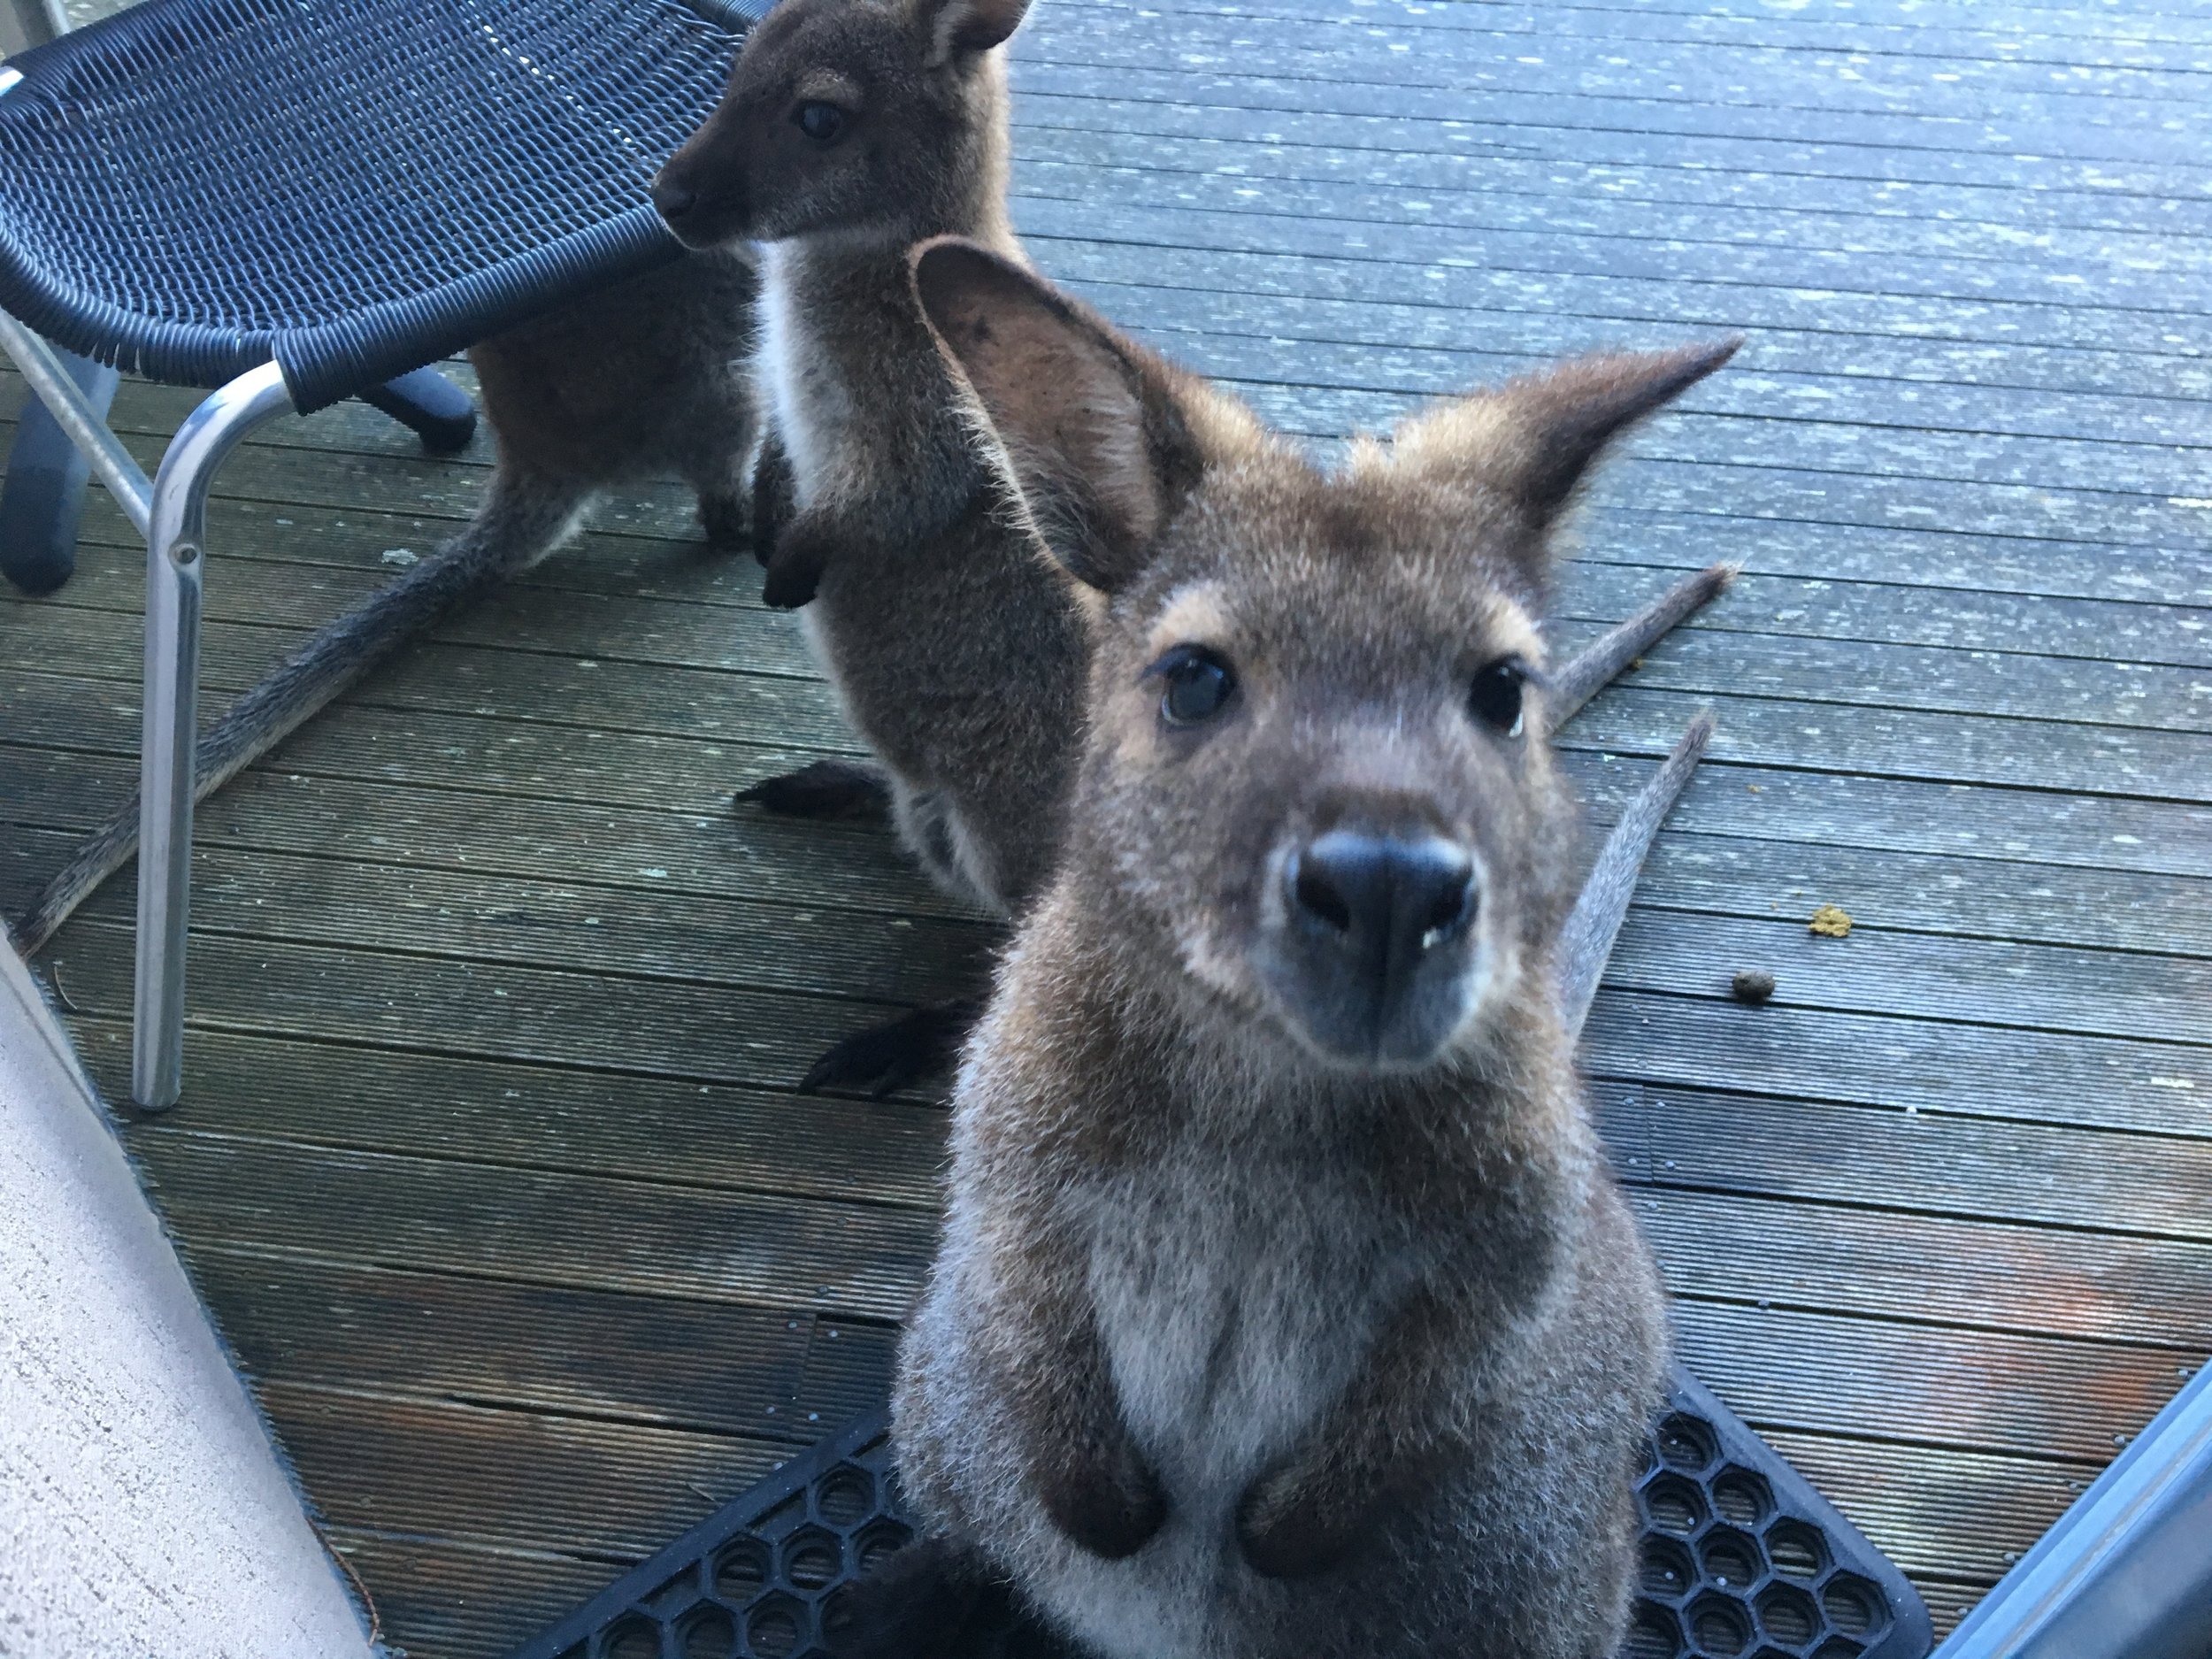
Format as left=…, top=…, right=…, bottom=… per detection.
left=1809, top=904, right=1853, bottom=938
left=1732, top=970, right=1776, bottom=1004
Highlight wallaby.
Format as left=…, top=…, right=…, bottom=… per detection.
left=649, top=0, right=1090, bottom=1091
left=882, top=238, right=1739, bottom=1659
left=646, top=0, right=1735, bottom=1094
left=12, top=252, right=763, bottom=958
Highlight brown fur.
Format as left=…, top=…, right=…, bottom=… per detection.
left=892, top=239, right=1739, bottom=1659
left=653, top=0, right=1085, bottom=926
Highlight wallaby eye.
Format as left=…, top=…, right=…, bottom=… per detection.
left=1469, top=659, right=1526, bottom=736
left=794, top=102, right=848, bottom=143
left=1152, top=646, right=1237, bottom=726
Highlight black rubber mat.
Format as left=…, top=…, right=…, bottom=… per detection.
left=508, top=1363, right=1932, bottom=1659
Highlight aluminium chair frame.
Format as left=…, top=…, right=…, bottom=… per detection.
left=0, top=296, right=294, bottom=1110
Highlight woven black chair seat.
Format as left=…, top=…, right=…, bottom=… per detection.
left=0, top=0, right=758, bottom=412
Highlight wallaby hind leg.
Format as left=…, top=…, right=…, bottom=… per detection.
left=736, top=757, right=894, bottom=823
left=11, top=466, right=591, bottom=956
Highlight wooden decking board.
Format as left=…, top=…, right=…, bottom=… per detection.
left=1007, top=84, right=2212, bottom=204
left=1013, top=113, right=2212, bottom=244
left=1022, top=16, right=2205, bottom=158
left=4, top=0, right=2207, bottom=1647
left=31, top=503, right=2212, bottom=696
left=1048, top=0, right=2212, bottom=75
left=1048, top=0, right=2212, bottom=102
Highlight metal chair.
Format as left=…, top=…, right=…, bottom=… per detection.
left=0, top=0, right=760, bottom=1108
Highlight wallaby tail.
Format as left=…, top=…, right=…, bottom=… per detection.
left=1555, top=709, right=1716, bottom=1041
left=11, top=471, right=585, bottom=957
left=1547, top=562, right=1736, bottom=729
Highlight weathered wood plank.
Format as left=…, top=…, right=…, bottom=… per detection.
left=196, top=1253, right=899, bottom=1442
left=1633, top=1187, right=2212, bottom=1348
left=1008, top=82, right=2208, bottom=204
left=1586, top=985, right=2212, bottom=1141
left=1600, top=1078, right=2212, bottom=1242
left=133, top=1133, right=937, bottom=1322
left=1048, top=0, right=2212, bottom=79
left=1756, top=1428, right=2083, bottom=1586
left=1018, top=9, right=2208, bottom=183
left=1676, top=1302, right=2196, bottom=1465
left=1036, top=0, right=2212, bottom=111
left=259, top=1383, right=792, bottom=1559
left=324, top=1532, right=613, bottom=1659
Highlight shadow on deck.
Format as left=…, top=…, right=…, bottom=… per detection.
left=4, top=0, right=2210, bottom=1654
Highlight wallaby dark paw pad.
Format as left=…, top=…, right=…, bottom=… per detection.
left=800, top=1001, right=978, bottom=1098
left=1037, top=1452, right=1168, bottom=1563
left=735, top=759, right=893, bottom=822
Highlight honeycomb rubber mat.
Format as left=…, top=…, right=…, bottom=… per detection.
left=508, top=1363, right=1932, bottom=1659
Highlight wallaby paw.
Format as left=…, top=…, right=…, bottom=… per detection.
left=735, top=758, right=893, bottom=822
left=761, top=519, right=836, bottom=607
left=1234, top=1466, right=1368, bottom=1579
left=1036, top=1443, right=1168, bottom=1563
left=800, top=1001, right=978, bottom=1098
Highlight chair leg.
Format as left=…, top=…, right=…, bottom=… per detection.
left=133, top=361, right=294, bottom=1110
left=0, top=348, right=119, bottom=595
left=356, top=365, right=477, bottom=456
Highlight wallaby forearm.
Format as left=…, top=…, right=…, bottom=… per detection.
left=990, top=1218, right=1166, bottom=1561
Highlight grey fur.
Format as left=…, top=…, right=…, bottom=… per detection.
left=655, top=0, right=1085, bottom=920
left=895, top=242, right=1742, bottom=1659
left=12, top=250, right=760, bottom=957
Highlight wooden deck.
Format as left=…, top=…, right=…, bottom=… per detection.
left=4, top=0, right=2210, bottom=1652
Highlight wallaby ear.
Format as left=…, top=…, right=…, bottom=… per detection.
left=922, top=0, right=1031, bottom=63
left=913, top=236, right=1205, bottom=593
left=1392, top=338, right=1740, bottom=527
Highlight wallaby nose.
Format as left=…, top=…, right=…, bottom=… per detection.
left=1288, top=831, right=1478, bottom=980
left=650, top=174, right=698, bottom=226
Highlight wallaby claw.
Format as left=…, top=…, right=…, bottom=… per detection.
left=735, top=758, right=894, bottom=822
left=799, top=999, right=979, bottom=1097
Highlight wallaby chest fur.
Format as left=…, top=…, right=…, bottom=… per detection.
left=898, top=907, right=1663, bottom=1659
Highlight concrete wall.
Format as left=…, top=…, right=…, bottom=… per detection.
left=0, top=946, right=377, bottom=1659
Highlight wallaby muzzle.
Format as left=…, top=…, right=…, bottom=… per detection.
left=652, top=130, right=750, bottom=250
left=1260, top=813, right=1488, bottom=1066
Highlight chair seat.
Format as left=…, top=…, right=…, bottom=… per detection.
left=0, top=0, right=757, bottom=412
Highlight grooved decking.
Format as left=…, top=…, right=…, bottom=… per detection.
left=4, top=1, right=2209, bottom=1653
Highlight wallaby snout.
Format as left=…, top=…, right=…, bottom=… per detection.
left=1271, top=824, right=1484, bottom=1064
left=653, top=121, right=750, bottom=250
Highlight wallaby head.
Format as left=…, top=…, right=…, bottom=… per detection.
left=913, top=237, right=1735, bottom=1071
left=652, top=0, right=1029, bottom=250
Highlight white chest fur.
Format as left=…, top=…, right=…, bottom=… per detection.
left=1080, top=1150, right=1424, bottom=1513
left=757, top=242, right=847, bottom=509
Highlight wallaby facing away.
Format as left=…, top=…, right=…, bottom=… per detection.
left=888, top=239, right=1738, bottom=1659
left=651, top=0, right=1089, bottom=1089
left=12, top=251, right=762, bottom=956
